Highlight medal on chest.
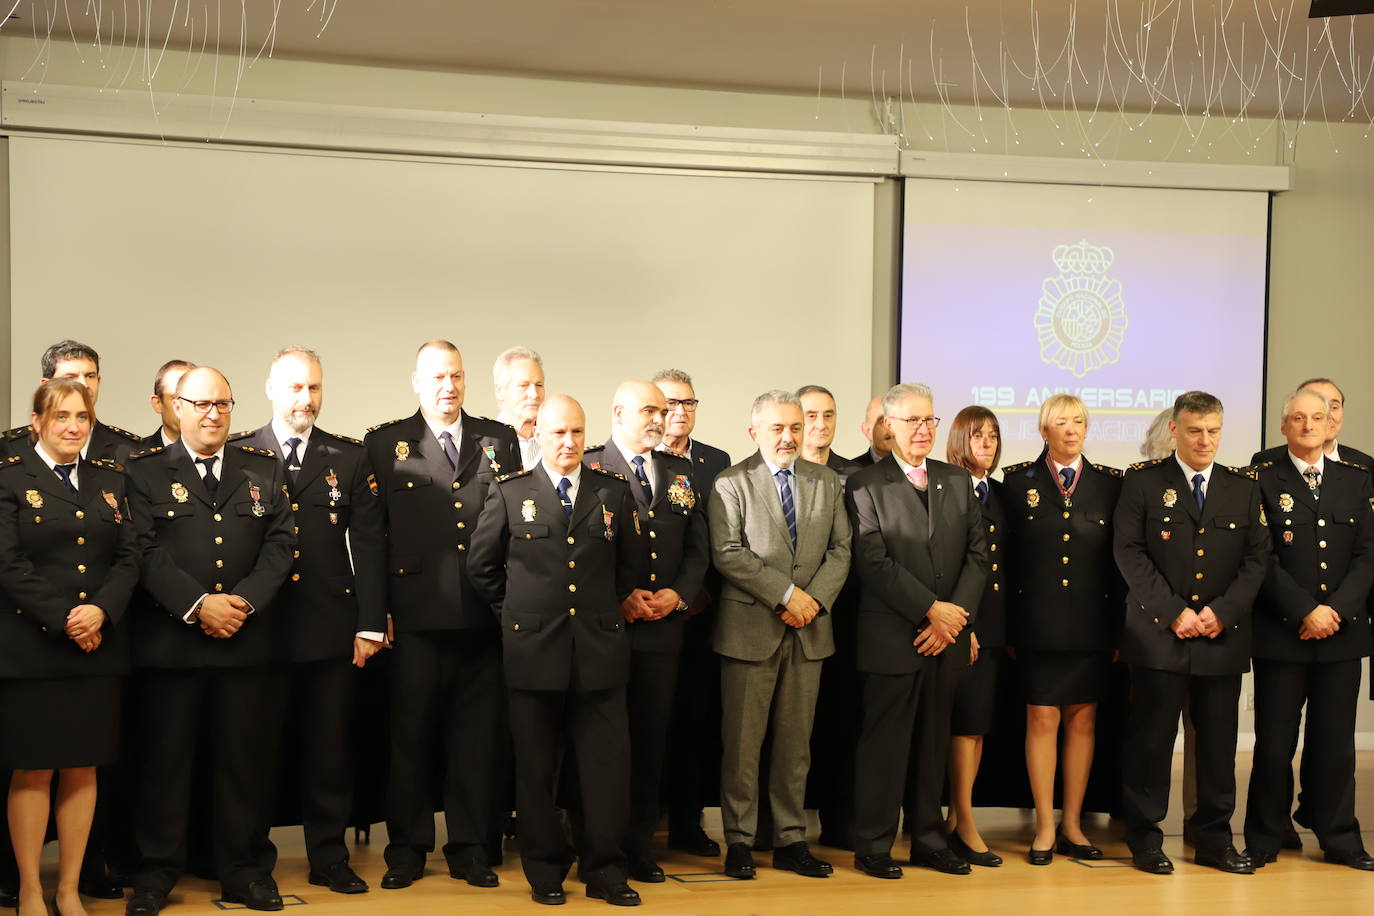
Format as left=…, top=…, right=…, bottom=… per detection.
left=667, top=474, right=696, bottom=510
left=171, top=482, right=189, bottom=503
left=1163, top=488, right=1177, bottom=508
left=483, top=444, right=501, bottom=474
left=395, top=441, right=410, bottom=461
left=103, top=491, right=122, bottom=523
left=248, top=483, right=265, bottom=517
left=521, top=499, right=537, bottom=522
left=25, top=489, right=42, bottom=509
left=602, top=505, right=615, bottom=540
left=326, top=469, right=342, bottom=503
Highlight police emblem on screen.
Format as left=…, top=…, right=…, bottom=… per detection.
left=1034, top=240, right=1128, bottom=378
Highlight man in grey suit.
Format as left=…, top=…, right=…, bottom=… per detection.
left=710, top=390, right=851, bottom=881
left=846, top=383, right=988, bottom=878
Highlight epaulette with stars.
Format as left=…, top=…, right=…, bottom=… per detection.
left=236, top=445, right=277, bottom=459
left=590, top=466, right=628, bottom=482
left=227, top=430, right=254, bottom=442
left=495, top=468, right=533, bottom=484
left=87, top=457, right=125, bottom=473
left=1332, top=456, right=1369, bottom=472
left=1000, top=460, right=1034, bottom=476
left=1090, top=462, right=1123, bottom=478
left=1128, top=457, right=1167, bottom=471
left=0, top=454, right=22, bottom=467
left=102, top=424, right=142, bottom=442
left=366, top=417, right=405, bottom=434
left=127, top=446, right=165, bottom=461
left=334, top=433, right=364, bottom=447
left=3, top=425, right=32, bottom=440
left=1218, top=464, right=1258, bottom=480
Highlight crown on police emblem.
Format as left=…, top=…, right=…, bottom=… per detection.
left=1052, top=240, right=1115, bottom=276
left=1034, top=240, right=1128, bottom=379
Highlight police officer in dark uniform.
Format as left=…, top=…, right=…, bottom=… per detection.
left=229, top=347, right=383, bottom=894
left=1113, top=391, right=1270, bottom=876
left=1251, top=377, right=1374, bottom=470
left=352, top=340, right=519, bottom=891
left=0, top=341, right=142, bottom=465
left=1243, top=387, right=1374, bottom=870
left=469, top=394, right=644, bottom=907
left=144, top=360, right=195, bottom=448
left=123, top=366, right=296, bottom=915
left=583, top=380, right=708, bottom=882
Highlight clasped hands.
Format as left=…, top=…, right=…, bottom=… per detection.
left=197, top=593, right=252, bottom=639
left=65, top=603, right=106, bottom=653
left=620, top=588, right=683, bottom=623
left=914, top=600, right=969, bottom=656
left=1170, top=606, right=1223, bottom=639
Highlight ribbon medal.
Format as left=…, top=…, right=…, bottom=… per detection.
left=667, top=475, right=696, bottom=510
left=1026, top=488, right=1040, bottom=509
left=521, top=499, right=537, bottom=522
left=1163, top=488, right=1178, bottom=508
left=602, top=505, right=615, bottom=540
left=171, top=482, right=189, bottom=503
left=395, top=441, right=410, bottom=461
left=249, top=483, right=265, bottom=517
left=483, top=444, right=501, bottom=473
left=24, top=489, right=42, bottom=509
left=326, top=469, right=342, bottom=503
left=329, top=512, right=340, bottom=526
left=103, top=491, right=122, bottom=523
left=1160, top=530, right=1171, bottom=541
left=1282, top=530, right=1294, bottom=544
left=367, top=474, right=379, bottom=496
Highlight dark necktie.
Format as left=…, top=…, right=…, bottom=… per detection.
left=975, top=480, right=988, bottom=505
left=1304, top=466, right=1321, bottom=500
left=631, top=454, right=652, bottom=505
left=776, top=468, right=797, bottom=546
left=1192, top=473, right=1206, bottom=512
left=1059, top=466, right=1076, bottom=490
left=54, top=463, right=78, bottom=494
left=557, top=477, right=574, bottom=518
left=439, top=430, right=460, bottom=469
left=283, top=437, right=303, bottom=482
left=197, top=456, right=219, bottom=499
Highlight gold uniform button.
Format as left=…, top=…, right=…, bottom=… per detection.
left=291, top=503, right=299, bottom=512
left=1061, top=556, right=1069, bottom=564
left=648, top=510, right=655, bottom=519
left=291, top=573, right=301, bottom=582
left=524, top=534, right=532, bottom=540
left=1320, top=583, right=1328, bottom=591
left=1062, top=511, right=1070, bottom=519
left=1191, top=594, right=1200, bottom=602
left=216, top=559, right=224, bottom=568
left=991, top=563, right=999, bottom=572
left=568, top=561, right=576, bottom=569
left=1197, top=528, right=1205, bottom=534
left=568, top=584, right=576, bottom=593
left=76, top=565, right=86, bottom=573
left=397, top=568, right=405, bottom=575
left=988, top=524, right=996, bottom=533
left=78, top=592, right=87, bottom=600
left=1318, top=519, right=1326, bottom=527
left=649, top=574, right=657, bottom=582
left=454, top=502, right=463, bottom=509
left=650, top=531, right=657, bottom=539
left=1061, top=579, right=1069, bottom=587
left=1228, top=523, right=1236, bottom=529
left=513, top=623, right=520, bottom=631
left=1062, top=533, right=1071, bottom=542
left=166, top=511, right=174, bottom=518
left=1321, top=562, right=1329, bottom=570
left=214, top=583, right=223, bottom=592
left=1319, top=540, right=1328, bottom=549
left=992, top=583, right=1000, bottom=591
left=214, top=513, right=223, bottom=522
left=1195, top=572, right=1204, bottom=580
left=567, top=536, right=575, bottom=545
left=33, top=517, right=41, bottom=524
left=215, top=537, right=223, bottom=545
left=75, top=510, right=84, bottom=519
left=406, top=482, right=414, bottom=488
left=989, top=544, right=997, bottom=552
left=1196, top=549, right=1205, bottom=557
left=457, top=544, right=466, bottom=551
left=458, top=522, right=466, bottom=529
left=569, top=608, right=577, bottom=616
left=76, top=537, right=85, bottom=545
left=452, top=482, right=460, bottom=490
left=292, top=550, right=300, bottom=559
left=345, top=588, right=352, bottom=595
left=650, top=552, right=658, bottom=560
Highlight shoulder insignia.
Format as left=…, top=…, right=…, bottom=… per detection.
left=127, top=446, right=165, bottom=460
left=999, top=460, right=1033, bottom=475
left=336, top=434, right=363, bottom=447
left=236, top=445, right=277, bottom=458
left=102, top=424, right=141, bottom=442
left=584, top=444, right=606, bottom=453
left=591, top=466, right=628, bottom=481
left=1090, top=462, right=1123, bottom=478
left=495, top=468, right=533, bottom=483
left=3, top=425, right=32, bottom=440
left=1217, top=464, right=1257, bottom=480
left=366, top=417, right=405, bottom=434
left=1128, top=457, right=1166, bottom=471
left=227, top=430, right=254, bottom=441
left=87, top=457, right=125, bottom=473
left=2, top=454, right=21, bottom=465
left=1332, top=456, right=1364, bottom=470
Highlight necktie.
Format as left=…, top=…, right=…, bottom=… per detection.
left=1060, top=466, right=1076, bottom=490
left=197, top=456, right=219, bottom=499
left=54, top=463, right=77, bottom=494
left=1304, top=466, right=1321, bottom=499
left=776, top=468, right=797, bottom=546
left=439, top=430, right=460, bottom=469
left=975, top=480, right=988, bottom=505
left=907, top=466, right=927, bottom=490
left=1192, top=473, right=1206, bottom=512
left=557, top=477, right=574, bottom=518
left=631, top=454, right=652, bottom=505
left=284, top=437, right=303, bottom=482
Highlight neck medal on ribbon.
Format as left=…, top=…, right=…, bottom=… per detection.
left=484, top=444, right=501, bottom=474
left=1047, top=455, right=1080, bottom=508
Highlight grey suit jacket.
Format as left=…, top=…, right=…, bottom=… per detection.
left=709, top=452, right=851, bottom=662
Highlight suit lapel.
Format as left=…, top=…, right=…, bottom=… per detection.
left=1273, top=460, right=1316, bottom=514
left=747, top=454, right=791, bottom=551
left=19, top=449, right=82, bottom=508
left=881, top=457, right=930, bottom=541
left=793, top=464, right=816, bottom=552
left=217, top=446, right=250, bottom=505
left=165, top=444, right=215, bottom=508
left=1163, top=456, right=1202, bottom=523
left=294, top=434, right=332, bottom=494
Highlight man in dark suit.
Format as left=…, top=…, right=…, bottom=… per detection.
left=1251, top=377, right=1373, bottom=470
left=799, top=385, right=857, bottom=478
left=652, top=368, right=732, bottom=857
left=1243, top=387, right=1374, bottom=870
left=469, top=394, right=644, bottom=907
left=847, top=383, right=987, bottom=878
left=123, top=366, right=296, bottom=914
left=850, top=396, right=894, bottom=468
left=230, top=347, right=383, bottom=894
left=710, top=390, right=850, bottom=881
left=144, top=360, right=195, bottom=448
left=352, top=340, right=519, bottom=891
left=1, top=340, right=142, bottom=464
left=1114, top=390, right=1271, bottom=876
left=583, top=380, right=708, bottom=882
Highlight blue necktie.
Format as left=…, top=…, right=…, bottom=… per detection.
left=776, top=468, right=797, bottom=546
left=439, top=430, right=460, bottom=469
left=557, top=477, right=573, bottom=518
left=975, top=480, right=988, bottom=505
left=631, top=454, right=652, bottom=506
left=1192, top=473, right=1206, bottom=512
left=54, top=463, right=77, bottom=494
left=284, top=437, right=303, bottom=482
left=1059, top=466, right=1075, bottom=490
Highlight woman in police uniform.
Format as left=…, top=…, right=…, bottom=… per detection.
left=942, top=406, right=1007, bottom=867
left=0, top=379, right=138, bottom=916
left=1001, top=394, right=1123, bottom=864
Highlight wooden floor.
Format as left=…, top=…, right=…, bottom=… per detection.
left=34, top=752, right=1374, bottom=914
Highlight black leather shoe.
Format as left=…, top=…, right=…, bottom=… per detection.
left=1285, top=811, right=1306, bottom=849
left=1244, top=848, right=1278, bottom=868
left=1131, top=850, right=1174, bottom=874
left=946, top=833, right=1002, bottom=867
left=79, top=871, right=125, bottom=899
left=125, top=892, right=165, bottom=916
left=668, top=825, right=720, bottom=858
left=772, top=842, right=833, bottom=877
left=531, top=885, right=566, bottom=905
left=1194, top=846, right=1254, bottom=874
left=910, top=847, right=971, bottom=875
left=723, top=843, right=755, bottom=880
left=1323, top=850, right=1374, bottom=871
left=380, top=863, right=424, bottom=889
left=854, top=853, right=903, bottom=879
left=1027, top=847, right=1053, bottom=866
left=449, top=861, right=499, bottom=888
left=308, top=862, right=369, bottom=894
left=586, top=881, right=641, bottom=906
left=221, top=879, right=285, bottom=911
left=628, top=857, right=665, bottom=883
left=1055, top=837, right=1104, bottom=860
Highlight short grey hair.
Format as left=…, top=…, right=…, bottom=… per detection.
left=493, top=346, right=543, bottom=387
left=1281, top=386, right=1330, bottom=421
left=272, top=346, right=321, bottom=368
left=882, top=382, right=933, bottom=418
left=751, top=389, right=802, bottom=425
left=652, top=368, right=694, bottom=389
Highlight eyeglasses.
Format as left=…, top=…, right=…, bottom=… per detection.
left=888, top=415, right=940, bottom=429
left=177, top=397, right=235, bottom=415
left=665, top=398, right=700, bottom=413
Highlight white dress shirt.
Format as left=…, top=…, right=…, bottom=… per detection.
left=33, top=441, right=80, bottom=491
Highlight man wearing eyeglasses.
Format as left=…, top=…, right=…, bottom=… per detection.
left=847, top=383, right=987, bottom=879
left=123, top=367, right=296, bottom=914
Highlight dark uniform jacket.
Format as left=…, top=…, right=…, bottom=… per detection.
left=1252, top=443, right=1374, bottom=470
left=468, top=464, right=643, bottom=692
left=676, top=439, right=730, bottom=515
left=845, top=455, right=987, bottom=675
left=0, top=449, right=139, bottom=679
left=3, top=421, right=142, bottom=465
left=354, top=409, right=520, bottom=635
left=126, top=442, right=296, bottom=669
left=973, top=477, right=1008, bottom=649
left=144, top=428, right=172, bottom=449
left=230, top=424, right=382, bottom=663
left=1000, top=452, right=1124, bottom=652
left=1113, top=456, right=1271, bottom=675
left=825, top=452, right=859, bottom=483
left=585, top=441, right=708, bottom=654
left=1253, top=456, right=1374, bottom=662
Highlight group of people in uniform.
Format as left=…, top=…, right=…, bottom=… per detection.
left=0, top=338, right=1370, bottom=916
